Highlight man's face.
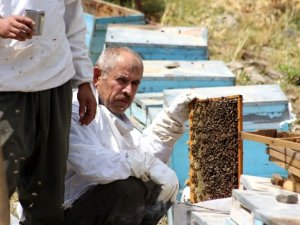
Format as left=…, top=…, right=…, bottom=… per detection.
left=94, top=51, right=143, bottom=115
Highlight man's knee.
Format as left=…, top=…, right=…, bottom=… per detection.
left=110, top=177, right=146, bottom=200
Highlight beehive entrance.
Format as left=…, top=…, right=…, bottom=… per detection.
left=188, top=95, right=243, bottom=203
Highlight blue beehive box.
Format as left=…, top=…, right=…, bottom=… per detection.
left=163, top=84, right=292, bottom=190
left=82, top=0, right=145, bottom=63
left=139, top=60, right=235, bottom=93
left=130, top=92, right=162, bottom=129
left=105, top=24, right=208, bottom=60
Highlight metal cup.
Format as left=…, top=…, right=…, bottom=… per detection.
left=25, top=9, right=45, bottom=36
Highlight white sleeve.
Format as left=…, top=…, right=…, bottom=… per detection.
left=68, top=102, right=132, bottom=184
left=138, top=109, right=185, bottom=164
left=64, top=0, right=93, bottom=87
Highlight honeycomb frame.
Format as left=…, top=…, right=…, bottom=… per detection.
left=188, top=95, right=243, bottom=203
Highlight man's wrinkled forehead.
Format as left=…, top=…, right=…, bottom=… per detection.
left=116, top=53, right=143, bottom=75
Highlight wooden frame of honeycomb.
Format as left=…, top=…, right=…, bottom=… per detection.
left=188, top=95, right=243, bottom=203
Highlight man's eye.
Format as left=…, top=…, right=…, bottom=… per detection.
left=132, top=81, right=140, bottom=86
left=116, top=78, right=127, bottom=84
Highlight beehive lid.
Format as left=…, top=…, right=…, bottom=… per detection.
left=81, top=0, right=143, bottom=18
left=142, top=60, right=235, bottom=80
left=134, top=92, right=163, bottom=108
left=232, top=189, right=300, bottom=225
left=105, top=24, right=208, bottom=47
left=164, top=84, right=287, bottom=107
left=165, top=85, right=290, bottom=126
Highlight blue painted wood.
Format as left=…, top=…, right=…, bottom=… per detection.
left=243, top=140, right=287, bottom=177
left=163, top=85, right=290, bottom=189
left=164, top=85, right=288, bottom=107
left=83, top=14, right=95, bottom=53
left=244, top=104, right=287, bottom=114
left=105, top=24, right=208, bottom=60
left=82, top=0, right=145, bottom=63
left=139, top=60, right=236, bottom=92
left=131, top=92, right=163, bottom=125
left=139, top=79, right=234, bottom=92
left=110, top=45, right=208, bottom=60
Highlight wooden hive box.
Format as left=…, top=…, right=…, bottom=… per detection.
left=81, top=0, right=145, bottom=63
left=188, top=95, right=243, bottom=203
left=229, top=189, right=300, bottom=225
left=104, top=24, right=208, bottom=60
left=163, top=84, right=291, bottom=192
left=129, top=92, right=163, bottom=128
left=139, top=60, right=236, bottom=93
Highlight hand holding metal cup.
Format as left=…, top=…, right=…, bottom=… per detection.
left=24, top=9, right=45, bottom=36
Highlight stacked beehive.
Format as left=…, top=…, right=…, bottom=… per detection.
left=104, top=24, right=209, bottom=61
left=81, top=0, right=145, bottom=63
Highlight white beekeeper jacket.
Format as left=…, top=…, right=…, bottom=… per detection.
left=64, top=92, right=184, bottom=207
left=0, top=0, right=92, bottom=91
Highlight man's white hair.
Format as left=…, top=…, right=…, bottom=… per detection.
left=96, top=47, right=143, bottom=76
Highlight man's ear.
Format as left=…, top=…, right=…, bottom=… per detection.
left=93, top=67, right=101, bottom=85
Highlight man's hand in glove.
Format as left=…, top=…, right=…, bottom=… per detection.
left=126, top=149, right=179, bottom=203
left=166, top=91, right=198, bottom=124
left=148, top=90, right=199, bottom=151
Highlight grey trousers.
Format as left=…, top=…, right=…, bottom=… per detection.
left=0, top=81, right=72, bottom=225
left=65, top=177, right=172, bottom=225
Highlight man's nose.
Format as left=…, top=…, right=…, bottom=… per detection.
left=123, top=83, right=133, bottom=94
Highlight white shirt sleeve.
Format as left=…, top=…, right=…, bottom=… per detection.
left=137, top=109, right=185, bottom=164
left=68, top=102, right=132, bottom=184
left=137, top=129, right=173, bottom=164
left=64, top=0, right=93, bottom=87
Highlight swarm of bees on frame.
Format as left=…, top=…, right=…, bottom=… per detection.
left=188, top=96, right=242, bottom=203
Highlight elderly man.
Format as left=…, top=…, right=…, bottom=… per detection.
left=64, top=47, right=195, bottom=225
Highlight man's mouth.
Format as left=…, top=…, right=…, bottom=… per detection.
left=115, top=99, right=129, bottom=107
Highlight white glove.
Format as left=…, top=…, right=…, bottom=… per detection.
left=126, top=149, right=179, bottom=203
left=165, top=91, right=198, bottom=124
left=148, top=91, right=197, bottom=150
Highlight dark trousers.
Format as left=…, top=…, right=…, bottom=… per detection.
left=0, top=81, right=72, bottom=225
left=65, top=177, right=172, bottom=225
